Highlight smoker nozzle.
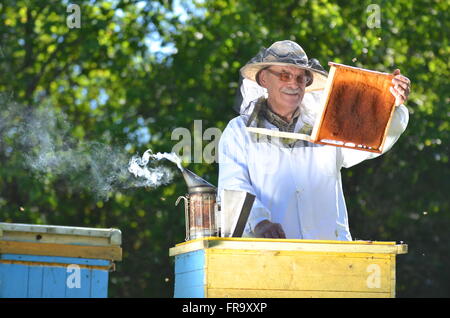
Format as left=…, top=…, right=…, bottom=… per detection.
left=181, top=168, right=216, bottom=193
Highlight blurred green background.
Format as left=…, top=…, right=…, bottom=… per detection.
left=0, top=0, right=448, bottom=297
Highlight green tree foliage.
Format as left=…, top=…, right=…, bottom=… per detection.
left=0, top=0, right=448, bottom=297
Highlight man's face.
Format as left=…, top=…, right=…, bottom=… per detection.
left=259, top=65, right=308, bottom=113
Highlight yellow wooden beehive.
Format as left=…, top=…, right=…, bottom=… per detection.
left=169, top=237, right=407, bottom=298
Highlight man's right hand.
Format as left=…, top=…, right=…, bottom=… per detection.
left=254, top=220, right=286, bottom=239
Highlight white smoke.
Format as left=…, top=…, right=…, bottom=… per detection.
left=128, top=149, right=183, bottom=187
left=0, top=94, right=176, bottom=201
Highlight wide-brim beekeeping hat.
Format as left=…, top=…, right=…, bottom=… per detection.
left=240, top=40, right=328, bottom=91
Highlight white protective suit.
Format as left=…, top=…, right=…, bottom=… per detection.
left=218, top=80, right=409, bottom=240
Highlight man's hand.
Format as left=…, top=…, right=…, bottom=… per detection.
left=254, top=220, right=286, bottom=239
left=390, top=69, right=411, bottom=106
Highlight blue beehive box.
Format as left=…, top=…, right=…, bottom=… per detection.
left=0, top=222, right=122, bottom=298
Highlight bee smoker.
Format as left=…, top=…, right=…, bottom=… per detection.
left=175, top=168, right=219, bottom=241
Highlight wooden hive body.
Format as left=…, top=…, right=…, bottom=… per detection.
left=0, top=222, right=122, bottom=298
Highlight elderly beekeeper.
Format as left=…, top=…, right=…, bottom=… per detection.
left=218, top=40, right=411, bottom=240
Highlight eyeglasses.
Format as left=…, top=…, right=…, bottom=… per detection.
left=265, top=68, right=312, bottom=85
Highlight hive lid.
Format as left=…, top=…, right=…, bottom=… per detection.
left=0, top=222, right=122, bottom=261
left=0, top=222, right=122, bottom=246
left=169, top=237, right=408, bottom=257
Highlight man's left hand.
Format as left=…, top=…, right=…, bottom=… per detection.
left=390, top=69, right=411, bottom=106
